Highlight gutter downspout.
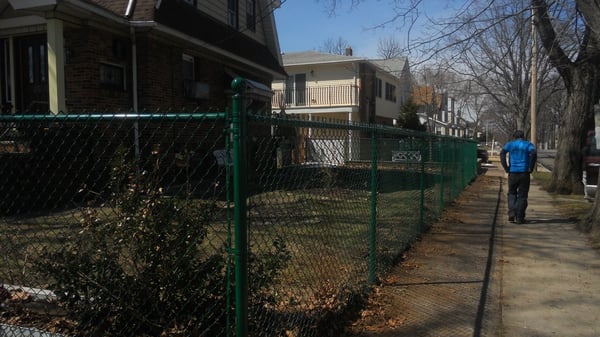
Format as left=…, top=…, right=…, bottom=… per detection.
left=125, top=0, right=137, bottom=18
left=126, top=0, right=140, bottom=157
left=130, top=26, right=140, bottom=158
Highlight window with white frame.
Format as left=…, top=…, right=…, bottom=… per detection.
left=182, top=54, right=209, bottom=100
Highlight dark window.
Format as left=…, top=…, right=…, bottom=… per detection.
left=246, top=0, right=256, bottom=31
left=15, top=35, right=49, bottom=112
left=385, top=82, right=396, bottom=102
left=99, top=63, right=125, bottom=90
left=375, top=78, right=382, bottom=98
left=228, top=0, right=239, bottom=29
left=294, top=73, right=306, bottom=105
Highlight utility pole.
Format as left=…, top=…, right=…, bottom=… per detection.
left=531, top=6, right=538, bottom=148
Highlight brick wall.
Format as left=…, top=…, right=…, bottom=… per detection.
left=64, top=28, right=233, bottom=112
left=64, top=27, right=132, bottom=112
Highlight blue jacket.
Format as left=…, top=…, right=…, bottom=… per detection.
left=500, top=139, right=537, bottom=173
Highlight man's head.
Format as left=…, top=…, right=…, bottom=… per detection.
left=513, top=130, right=525, bottom=139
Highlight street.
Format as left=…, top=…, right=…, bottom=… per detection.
left=537, top=149, right=556, bottom=171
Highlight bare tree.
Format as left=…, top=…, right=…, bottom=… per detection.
left=443, top=1, right=563, bottom=145
left=532, top=0, right=600, bottom=197
left=319, top=36, right=350, bottom=55
left=319, top=0, right=600, bottom=229
left=377, top=37, right=404, bottom=59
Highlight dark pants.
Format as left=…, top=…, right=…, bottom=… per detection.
left=507, top=172, right=530, bottom=220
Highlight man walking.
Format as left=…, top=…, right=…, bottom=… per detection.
left=500, top=130, right=537, bottom=224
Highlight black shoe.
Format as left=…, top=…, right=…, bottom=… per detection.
left=508, top=215, right=515, bottom=222
left=515, top=218, right=525, bottom=224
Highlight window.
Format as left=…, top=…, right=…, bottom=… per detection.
left=385, top=82, right=396, bottom=102
left=182, top=0, right=195, bottom=5
left=182, top=54, right=195, bottom=97
left=246, top=0, right=256, bottom=31
left=182, top=54, right=209, bottom=100
left=27, top=45, right=47, bottom=84
left=182, top=54, right=194, bottom=81
left=99, top=63, right=125, bottom=90
left=228, top=0, right=239, bottom=29
left=1, top=39, right=12, bottom=109
left=375, top=78, right=382, bottom=98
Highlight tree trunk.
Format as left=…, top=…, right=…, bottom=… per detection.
left=548, top=65, right=598, bottom=194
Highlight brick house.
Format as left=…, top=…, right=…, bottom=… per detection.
left=0, top=0, right=286, bottom=114
left=0, top=0, right=288, bottom=213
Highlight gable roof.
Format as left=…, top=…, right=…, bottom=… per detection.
left=281, top=52, right=410, bottom=81
left=369, top=57, right=409, bottom=78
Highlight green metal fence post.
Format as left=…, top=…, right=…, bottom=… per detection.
left=369, top=131, right=378, bottom=284
left=231, top=77, right=248, bottom=337
left=439, top=137, right=445, bottom=210
left=451, top=141, right=455, bottom=198
left=419, top=138, right=425, bottom=231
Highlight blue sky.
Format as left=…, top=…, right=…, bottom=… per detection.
left=273, top=0, right=456, bottom=59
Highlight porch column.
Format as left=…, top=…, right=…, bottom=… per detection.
left=46, top=18, right=66, bottom=114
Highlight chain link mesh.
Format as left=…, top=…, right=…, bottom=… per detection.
left=0, top=110, right=477, bottom=337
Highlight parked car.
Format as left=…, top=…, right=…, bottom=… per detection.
left=477, top=148, right=489, bottom=163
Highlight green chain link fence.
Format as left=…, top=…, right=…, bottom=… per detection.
left=0, top=78, right=477, bottom=337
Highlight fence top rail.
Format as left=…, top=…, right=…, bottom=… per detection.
left=249, top=112, right=477, bottom=144
left=250, top=112, right=421, bottom=135
left=0, top=112, right=228, bottom=121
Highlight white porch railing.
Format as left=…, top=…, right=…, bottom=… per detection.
left=272, top=84, right=359, bottom=108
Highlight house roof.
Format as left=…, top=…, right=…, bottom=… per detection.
left=282, top=51, right=366, bottom=66
left=5, top=0, right=286, bottom=78
left=282, top=51, right=410, bottom=81
left=369, top=57, right=409, bottom=77
left=155, top=0, right=285, bottom=77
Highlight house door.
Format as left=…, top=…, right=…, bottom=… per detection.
left=285, top=74, right=306, bottom=106
left=15, top=35, right=49, bottom=113
left=294, top=73, right=306, bottom=105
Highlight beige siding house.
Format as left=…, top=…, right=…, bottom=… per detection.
left=271, top=50, right=411, bottom=126
left=271, top=49, right=412, bottom=164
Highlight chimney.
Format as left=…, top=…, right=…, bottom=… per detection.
left=345, top=46, right=353, bottom=56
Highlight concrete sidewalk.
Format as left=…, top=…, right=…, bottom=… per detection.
left=346, top=164, right=600, bottom=337
left=493, top=166, right=600, bottom=337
